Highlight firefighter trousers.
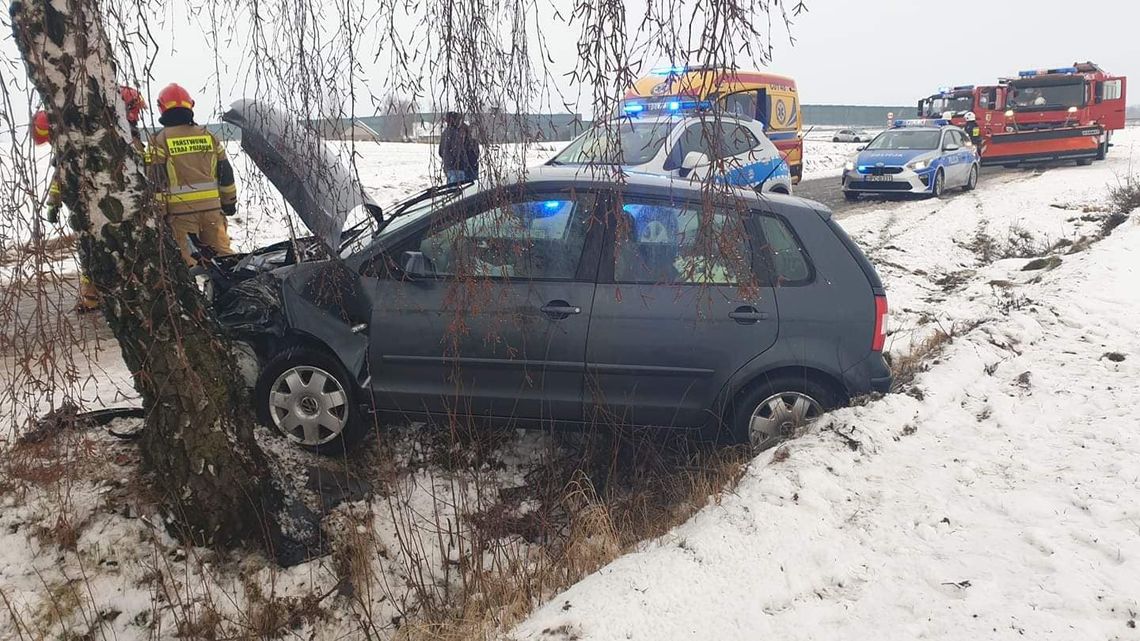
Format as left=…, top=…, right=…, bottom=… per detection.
left=76, top=273, right=100, bottom=312
left=166, top=209, right=234, bottom=266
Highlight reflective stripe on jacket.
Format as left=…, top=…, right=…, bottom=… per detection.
left=149, top=125, right=237, bottom=215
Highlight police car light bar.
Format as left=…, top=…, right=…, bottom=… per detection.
left=893, top=118, right=950, bottom=128
left=623, top=99, right=712, bottom=115
left=648, top=64, right=718, bottom=76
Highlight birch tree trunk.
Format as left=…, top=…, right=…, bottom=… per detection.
left=10, top=0, right=314, bottom=558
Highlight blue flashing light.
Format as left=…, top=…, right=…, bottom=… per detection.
left=938, top=86, right=951, bottom=94
left=543, top=200, right=562, bottom=210
left=623, top=102, right=645, bottom=115
left=857, top=165, right=869, bottom=173
left=1048, top=66, right=1078, bottom=75
left=650, top=66, right=690, bottom=76
left=892, top=118, right=950, bottom=128
left=1018, top=69, right=1038, bottom=78
left=667, top=100, right=681, bottom=111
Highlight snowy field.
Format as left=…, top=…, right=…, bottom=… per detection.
left=0, top=126, right=1138, bottom=640
left=513, top=128, right=1140, bottom=640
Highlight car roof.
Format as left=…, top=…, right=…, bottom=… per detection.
left=477, top=165, right=824, bottom=216
left=604, top=112, right=755, bottom=126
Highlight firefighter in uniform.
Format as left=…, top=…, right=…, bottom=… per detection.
left=962, top=111, right=984, bottom=151
left=149, top=83, right=236, bottom=266
left=33, top=87, right=149, bottom=312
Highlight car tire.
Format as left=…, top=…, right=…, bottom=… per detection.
left=964, top=164, right=978, bottom=191
left=727, top=375, right=843, bottom=452
left=843, top=190, right=859, bottom=202
left=853, top=137, right=861, bottom=143
left=832, top=136, right=840, bottom=142
left=255, top=347, right=368, bottom=454
left=931, top=169, right=945, bottom=198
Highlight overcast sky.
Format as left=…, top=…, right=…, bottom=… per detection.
left=776, top=0, right=1139, bottom=106
left=4, top=0, right=1138, bottom=123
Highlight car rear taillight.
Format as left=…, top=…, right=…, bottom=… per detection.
left=872, top=295, right=888, bottom=352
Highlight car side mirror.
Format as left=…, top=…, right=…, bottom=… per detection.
left=402, top=250, right=432, bottom=278
left=680, top=151, right=710, bottom=177
left=944, top=143, right=960, bottom=152
left=856, top=145, right=866, bottom=151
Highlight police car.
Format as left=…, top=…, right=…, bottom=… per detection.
left=550, top=100, right=793, bottom=194
left=841, top=119, right=979, bottom=200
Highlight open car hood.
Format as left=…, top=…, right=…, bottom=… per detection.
left=222, top=99, right=379, bottom=253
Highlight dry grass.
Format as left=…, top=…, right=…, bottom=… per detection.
left=888, top=327, right=956, bottom=393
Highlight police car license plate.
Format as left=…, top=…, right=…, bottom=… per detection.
left=866, top=175, right=894, bottom=182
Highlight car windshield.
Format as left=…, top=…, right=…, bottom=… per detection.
left=866, top=129, right=941, bottom=151
left=341, top=184, right=475, bottom=258
left=1007, top=80, right=1086, bottom=111
left=923, top=95, right=973, bottom=117
left=551, top=120, right=671, bottom=166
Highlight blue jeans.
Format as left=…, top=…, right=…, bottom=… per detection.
left=446, top=170, right=468, bottom=184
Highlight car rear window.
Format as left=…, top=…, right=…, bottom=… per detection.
left=614, top=201, right=753, bottom=285
left=757, top=215, right=812, bottom=285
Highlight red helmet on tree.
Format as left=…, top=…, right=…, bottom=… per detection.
left=32, top=110, right=50, bottom=145
left=120, top=86, right=146, bottom=123
left=156, top=83, right=194, bottom=114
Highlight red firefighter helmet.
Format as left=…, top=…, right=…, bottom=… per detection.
left=120, top=86, right=146, bottom=123
left=156, top=83, right=194, bottom=114
left=32, top=110, right=50, bottom=145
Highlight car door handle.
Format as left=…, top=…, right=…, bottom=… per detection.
left=540, top=300, right=582, bottom=319
left=728, top=306, right=769, bottom=324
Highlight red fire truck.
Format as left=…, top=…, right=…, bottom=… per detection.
left=986, top=62, right=1126, bottom=166
left=918, top=85, right=1007, bottom=135
left=919, top=62, right=1126, bottom=167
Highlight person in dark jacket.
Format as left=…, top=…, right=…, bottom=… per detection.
left=439, top=112, right=479, bottom=183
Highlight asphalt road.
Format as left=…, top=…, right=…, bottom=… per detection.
left=795, top=166, right=1007, bottom=219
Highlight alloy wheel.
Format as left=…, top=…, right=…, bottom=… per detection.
left=267, top=365, right=349, bottom=446
left=748, top=391, right=824, bottom=451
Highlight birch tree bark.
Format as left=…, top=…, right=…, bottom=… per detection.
left=9, top=0, right=313, bottom=559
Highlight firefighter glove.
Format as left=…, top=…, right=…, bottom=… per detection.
left=222, top=203, right=237, bottom=217
left=45, top=204, right=60, bottom=225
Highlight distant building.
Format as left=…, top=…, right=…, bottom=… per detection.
left=352, top=112, right=586, bottom=143
left=803, top=105, right=918, bottom=127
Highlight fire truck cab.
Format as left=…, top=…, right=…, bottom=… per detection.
left=998, top=62, right=1126, bottom=162
left=919, top=63, right=1126, bottom=167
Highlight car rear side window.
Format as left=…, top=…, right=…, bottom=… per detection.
left=614, top=200, right=753, bottom=285
left=723, top=124, right=760, bottom=157
left=757, top=215, right=812, bottom=285
left=416, top=195, right=592, bottom=280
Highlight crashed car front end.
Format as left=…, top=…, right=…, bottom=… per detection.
left=205, top=99, right=380, bottom=389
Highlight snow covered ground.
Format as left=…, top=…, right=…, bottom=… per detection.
left=512, top=128, right=1140, bottom=641
left=1, top=126, right=1138, bottom=640
left=801, top=126, right=879, bottom=181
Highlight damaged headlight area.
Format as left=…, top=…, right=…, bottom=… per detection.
left=214, top=273, right=288, bottom=338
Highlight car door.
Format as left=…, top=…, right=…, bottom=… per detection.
left=361, top=188, right=603, bottom=423
left=584, top=191, right=779, bottom=429
left=940, top=130, right=965, bottom=185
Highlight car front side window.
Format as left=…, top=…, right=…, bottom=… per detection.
left=414, top=194, right=592, bottom=280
